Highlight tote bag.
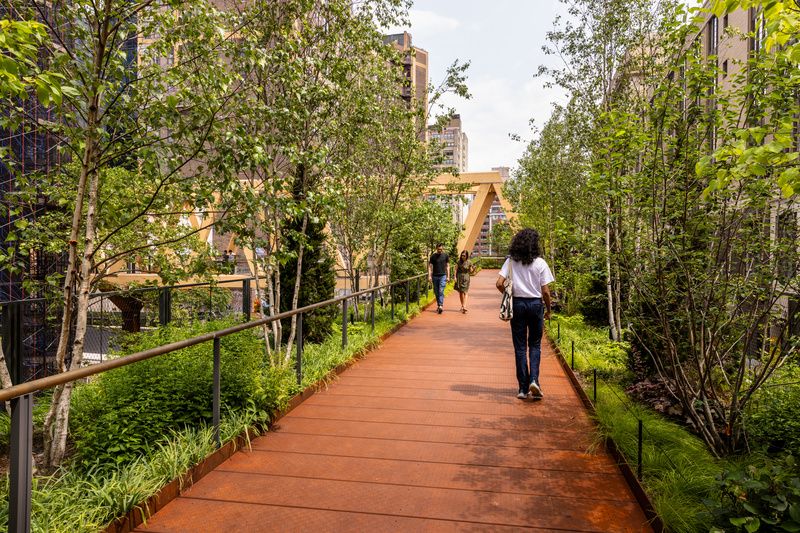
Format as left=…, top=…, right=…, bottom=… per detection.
left=499, top=261, right=513, bottom=321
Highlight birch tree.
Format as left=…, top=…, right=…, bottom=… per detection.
left=4, top=0, right=240, bottom=468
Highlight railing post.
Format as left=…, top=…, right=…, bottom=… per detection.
left=405, top=282, right=409, bottom=314
left=242, top=279, right=251, bottom=321
left=390, top=284, right=395, bottom=320
left=9, top=393, right=33, bottom=533
left=571, top=340, right=575, bottom=371
left=296, top=313, right=303, bottom=385
left=637, top=419, right=643, bottom=481
left=371, top=290, right=375, bottom=332
left=158, top=287, right=172, bottom=326
left=2, top=302, right=25, bottom=384
left=416, top=278, right=420, bottom=306
left=342, top=298, right=348, bottom=349
left=557, top=321, right=560, bottom=341
left=593, top=368, right=597, bottom=403
left=213, top=338, right=221, bottom=449
left=100, top=295, right=105, bottom=362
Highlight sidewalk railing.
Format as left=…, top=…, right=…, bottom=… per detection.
left=0, top=273, right=429, bottom=533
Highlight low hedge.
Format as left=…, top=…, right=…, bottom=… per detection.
left=70, top=320, right=264, bottom=469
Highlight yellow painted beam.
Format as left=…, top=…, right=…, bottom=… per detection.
left=493, top=183, right=518, bottom=223
left=458, top=183, right=494, bottom=254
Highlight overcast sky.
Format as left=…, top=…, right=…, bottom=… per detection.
left=386, top=1, right=572, bottom=173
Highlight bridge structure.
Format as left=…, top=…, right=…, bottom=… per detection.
left=130, top=271, right=654, bottom=532
left=430, top=170, right=517, bottom=255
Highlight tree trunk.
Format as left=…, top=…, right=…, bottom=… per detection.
left=45, top=133, right=103, bottom=468
left=43, top=0, right=114, bottom=469
left=605, top=199, right=619, bottom=341
left=0, top=344, right=14, bottom=414
left=284, top=213, right=308, bottom=363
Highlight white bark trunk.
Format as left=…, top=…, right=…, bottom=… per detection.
left=605, top=199, right=619, bottom=341
left=284, top=213, right=308, bottom=364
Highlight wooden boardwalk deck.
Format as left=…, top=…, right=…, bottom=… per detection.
left=135, top=271, right=653, bottom=532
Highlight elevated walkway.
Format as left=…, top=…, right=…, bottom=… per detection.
left=135, top=271, right=652, bottom=532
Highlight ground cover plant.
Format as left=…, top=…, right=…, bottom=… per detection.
left=548, top=315, right=800, bottom=532
left=0, top=286, right=437, bottom=532
left=548, top=314, right=724, bottom=532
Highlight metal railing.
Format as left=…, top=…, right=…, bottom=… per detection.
left=0, top=278, right=256, bottom=382
left=0, top=272, right=429, bottom=533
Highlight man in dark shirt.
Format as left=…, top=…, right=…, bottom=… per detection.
left=428, top=243, right=449, bottom=314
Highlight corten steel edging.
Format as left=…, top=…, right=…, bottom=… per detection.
left=547, top=332, right=665, bottom=533
left=102, top=293, right=436, bottom=533
left=0, top=274, right=427, bottom=402
left=104, top=428, right=260, bottom=533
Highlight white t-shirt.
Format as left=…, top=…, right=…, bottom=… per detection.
left=499, top=257, right=554, bottom=298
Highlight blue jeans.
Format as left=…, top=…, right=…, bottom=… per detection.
left=510, top=297, right=544, bottom=393
left=432, top=274, right=447, bottom=307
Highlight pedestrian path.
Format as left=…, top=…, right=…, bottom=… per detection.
left=135, top=271, right=653, bottom=532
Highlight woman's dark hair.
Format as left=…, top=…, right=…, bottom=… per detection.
left=508, top=228, right=541, bottom=265
left=458, top=250, right=469, bottom=264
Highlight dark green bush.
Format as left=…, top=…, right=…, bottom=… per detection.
left=746, top=366, right=800, bottom=457
left=70, top=320, right=263, bottom=469
left=280, top=218, right=337, bottom=344
left=710, top=455, right=800, bottom=533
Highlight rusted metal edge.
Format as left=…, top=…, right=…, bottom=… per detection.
left=548, top=335, right=665, bottom=533
left=102, top=296, right=436, bottom=533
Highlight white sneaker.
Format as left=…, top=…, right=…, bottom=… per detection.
left=516, top=391, right=527, bottom=399
left=529, top=380, right=542, bottom=398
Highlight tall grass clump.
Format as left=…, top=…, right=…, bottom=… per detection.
left=0, top=413, right=259, bottom=532
left=549, top=314, right=724, bottom=533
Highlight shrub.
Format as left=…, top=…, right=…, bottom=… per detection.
left=280, top=218, right=337, bottom=344
left=70, top=319, right=263, bottom=469
left=746, top=365, right=800, bottom=457
left=709, top=455, right=800, bottom=533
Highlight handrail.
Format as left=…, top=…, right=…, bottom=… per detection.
left=0, top=273, right=426, bottom=402
left=0, top=277, right=257, bottom=306
left=4, top=271, right=429, bottom=532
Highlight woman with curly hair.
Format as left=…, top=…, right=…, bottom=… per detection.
left=495, top=228, right=554, bottom=400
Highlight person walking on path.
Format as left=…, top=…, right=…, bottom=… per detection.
left=454, top=250, right=476, bottom=313
left=428, top=243, right=450, bottom=314
left=495, top=229, right=554, bottom=400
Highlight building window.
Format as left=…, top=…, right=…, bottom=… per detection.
left=750, top=8, right=765, bottom=53
left=708, top=16, right=719, bottom=56
left=722, top=14, right=728, bottom=31
left=722, top=59, right=728, bottom=77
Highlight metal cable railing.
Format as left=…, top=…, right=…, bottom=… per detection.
left=0, top=272, right=429, bottom=533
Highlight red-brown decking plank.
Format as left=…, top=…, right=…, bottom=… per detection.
left=134, top=271, right=654, bottom=532
left=134, top=498, right=571, bottom=533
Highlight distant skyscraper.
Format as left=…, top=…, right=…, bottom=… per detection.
left=384, top=32, right=429, bottom=116
left=429, top=114, right=469, bottom=173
